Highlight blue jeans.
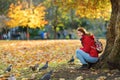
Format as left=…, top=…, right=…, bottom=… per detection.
left=76, top=49, right=98, bottom=64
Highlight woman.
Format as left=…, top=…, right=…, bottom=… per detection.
left=76, top=27, right=99, bottom=70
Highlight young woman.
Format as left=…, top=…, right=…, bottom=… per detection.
left=76, top=27, right=99, bottom=69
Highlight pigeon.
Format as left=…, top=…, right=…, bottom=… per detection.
left=68, top=56, right=74, bottom=63
left=39, top=61, right=48, bottom=71
left=8, top=75, right=16, bottom=80
left=30, top=63, right=39, bottom=71
left=5, top=64, right=12, bottom=72
left=40, top=70, right=53, bottom=80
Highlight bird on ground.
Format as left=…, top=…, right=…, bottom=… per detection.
left=40, top=70, right=53, bottom=80
left=4, top=64, right=12, bottom=73
left=68, top=56, right=74, bottom=63
left=39, top=61, right=48, bottom=71
left=30, top=63, right=39, bottom=71
left=8, top=74, right=16, bottom=80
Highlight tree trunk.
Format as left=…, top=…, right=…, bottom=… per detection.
left=53, top=6, right=58, bottom=39
left=97, top=0, right=120, bottom=70
left=53, top=25, right=57, bottom=39
left=26, top=27, right=30, bottom=40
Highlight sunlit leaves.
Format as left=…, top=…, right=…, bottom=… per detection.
left=0, top=40, right=82, bottom=73
left=5, top=1, right=48, bottom=28
left=75, top=0, right=111, bottom=20
left=53, top=0, right=111, bottom=20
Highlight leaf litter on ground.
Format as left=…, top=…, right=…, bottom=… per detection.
left=0, top=40, right=119, bottom=80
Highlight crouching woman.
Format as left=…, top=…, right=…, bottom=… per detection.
left=76, top=27, right=99, bottom=70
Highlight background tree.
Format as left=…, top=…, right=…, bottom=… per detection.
left=0, top=15, right=9, bottom=34
left=5, top=0, right=48, bottom=40
left=42, top=0, right=64, bottom=39
left=0, top=0, right=18, bottom=15
left=43, top=0, right=79, bottom=39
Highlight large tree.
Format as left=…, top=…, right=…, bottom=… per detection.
left=53, top=0, right=120, bottom=70
left=100, top=0, right=120, bottom=70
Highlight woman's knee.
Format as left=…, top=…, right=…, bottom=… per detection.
left=76, top=49, right=82, bottom=57
left=76, top=49, right=82, bottom=53
left=76, top=49, right=79, bottom=55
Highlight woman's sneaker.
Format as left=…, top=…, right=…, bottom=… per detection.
left=77, top=64, right=89, bottom=70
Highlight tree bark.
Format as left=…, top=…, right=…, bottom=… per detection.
left=97, top=0, right=120, bottom=70
left=53, top=6, right=58, bottom=39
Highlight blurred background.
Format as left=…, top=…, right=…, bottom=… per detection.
left=0, top=0, right=110, bottom=40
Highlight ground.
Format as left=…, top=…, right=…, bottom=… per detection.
left=51, top=64, right=120, bottom=80
left=0, top=40, right=120, bottom=80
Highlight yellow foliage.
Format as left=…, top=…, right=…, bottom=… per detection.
left=53, top=0, right=111, bottom=20
left=5, top=1, right=48, bottom=28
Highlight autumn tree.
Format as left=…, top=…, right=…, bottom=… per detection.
left=43, top=0, right=77, bottom=39
left=54, top=0, right=120, bottom=70
left=43, top=0, right=63, bottom=39
left=5, top=0, right=48, bottom=39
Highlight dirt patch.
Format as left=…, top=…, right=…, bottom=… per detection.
left=52, top=64, right=120, bottom=80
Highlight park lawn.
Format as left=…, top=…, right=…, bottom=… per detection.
left=1, top=39, right=118, bottom=80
